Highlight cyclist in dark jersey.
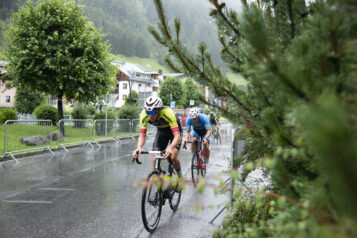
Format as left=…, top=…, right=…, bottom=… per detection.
left=209, top=112, right=217, bottom=127
left=132, top=96, right=183, bottom=176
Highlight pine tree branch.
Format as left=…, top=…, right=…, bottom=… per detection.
left=258, top=54, right=310, bottom=101
left=209, top=0, right=243, bottom=38
left=153, top=0, right=172, bottom=40
left=287, top=0, right=296, bottom=39
left=174, top=18, right=180, bottom=44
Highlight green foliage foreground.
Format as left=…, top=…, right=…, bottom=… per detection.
left=150, top=0, right=357, bottom=237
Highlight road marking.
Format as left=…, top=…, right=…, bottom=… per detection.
left=37, top=188, right=76, bottom=191
left=2, top=200, right=52, bottom=204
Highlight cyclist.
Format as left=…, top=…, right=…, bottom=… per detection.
left=132, top=95, right=183, bottom=177
left=209, top=111, right=220, bottom=137
left=183, top=107, right=211, bottom=165
left=209, top=112, right=217, bottom=129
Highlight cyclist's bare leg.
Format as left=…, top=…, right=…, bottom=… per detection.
left=190, top=136, right=198, bottom=153
left=152, top=154, right=156, bottom=171
left=171, top=148, right=181, bottom=171
left=204, top=145, right=210, bottom=163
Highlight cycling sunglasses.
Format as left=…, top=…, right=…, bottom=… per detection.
left=146, top=110, right=158, bottom=116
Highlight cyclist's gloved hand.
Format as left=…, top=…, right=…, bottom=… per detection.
left=183, top=139, right=187, bottom=149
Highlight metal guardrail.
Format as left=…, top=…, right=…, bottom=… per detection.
left=3, top=120, right=54, bottom=161
left=57, top=119, right=94, bottom=152
left=1, top=118, right=143, bottom=160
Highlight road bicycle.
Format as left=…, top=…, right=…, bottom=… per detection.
left=212, top=125, right=221, bottom=145
left=183, top=140, right=207, bottom=186
left=133, top=151, right=182, bottom=232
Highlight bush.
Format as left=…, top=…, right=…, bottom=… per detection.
left=71, top=105, right=87, bottom=128
left=117, top=105, right=141, bottom=132
left=93, top=110, right=115, bottom=135
left=117, top=104, right=140, bottom=120
left=33, top=104, right=58, bottom=125
left=85, top=104, right=96, bottom=115
left=0, top=108, right=18, bottom=124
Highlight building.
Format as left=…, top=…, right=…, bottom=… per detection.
left=111, top=61, right=161, bottom=108
left=0, top=61, right=16, bottom=108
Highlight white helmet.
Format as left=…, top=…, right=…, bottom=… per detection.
left=144, top=95, right=163, bottom=111
left=189, top=107, right=200, bottom=118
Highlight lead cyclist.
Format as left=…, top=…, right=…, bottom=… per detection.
left=132, top=95, right=183, bottom=177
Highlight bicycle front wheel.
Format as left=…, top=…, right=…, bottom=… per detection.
left=191, top=153, right=201, bottom=186
left=141, top=171, right=162, bottom=232
left=169, top=169, right=182, bottom=211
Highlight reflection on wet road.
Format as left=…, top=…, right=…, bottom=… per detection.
left=0, top=124, right=233, bottom=238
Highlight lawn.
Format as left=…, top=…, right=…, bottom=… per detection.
left=0, top=124, right=140, bottom=157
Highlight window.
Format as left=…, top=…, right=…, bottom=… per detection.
left=122, top=94, right=127, bottom=100
left=139, top=84, right=142, bottom=87
left=5, top=96, right=11, bottom=103
left=123, top=83, right=127, bottom=89
left=136, top=73, right=140, bottom=77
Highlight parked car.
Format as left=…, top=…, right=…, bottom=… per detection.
left=173, top=109, right=190, bottom=128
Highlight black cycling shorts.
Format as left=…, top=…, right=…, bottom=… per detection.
left=152, top=116, right=183, bottom=151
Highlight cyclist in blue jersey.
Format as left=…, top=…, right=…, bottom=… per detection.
left=183, top=107, right=212, bottom=164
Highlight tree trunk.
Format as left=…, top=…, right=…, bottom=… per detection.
left=57, top=97, right=65, bottom=137
left=57, top=97, right=64, bottom=121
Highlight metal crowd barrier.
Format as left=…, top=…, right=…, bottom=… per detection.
left=3, top=120, right=54, bottom=161
left=57, top=119, right=94, bottom=152
left=92, top=119, right=116, bottom=147
left=1, top=118, right=143, bottom=159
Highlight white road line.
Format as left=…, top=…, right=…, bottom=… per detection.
left=2, top=200, right=52, bottom=204
left=37, top=188, right=76, bottom=191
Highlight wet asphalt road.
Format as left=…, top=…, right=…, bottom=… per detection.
left=0, top=124, right=233, bottom=238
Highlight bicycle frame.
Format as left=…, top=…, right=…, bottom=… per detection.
left=184, top=140, right=207, bottom=185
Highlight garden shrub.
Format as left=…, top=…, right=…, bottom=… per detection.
left=71, top=105, right=87, bottom=128
left=0, top=108, right=18, bottom=124
left=117, top=104, right=140, bottom=132
left=33, top=104, right=58, bottom=125
left=85, top=104, right=96, bottom=116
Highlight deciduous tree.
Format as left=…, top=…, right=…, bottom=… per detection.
left=6, top=0, right=116, bottom=121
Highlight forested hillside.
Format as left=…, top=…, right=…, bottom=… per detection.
left=0, top=0, right=241, bottom=68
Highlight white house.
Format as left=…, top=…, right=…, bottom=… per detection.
left=111, top=61, right=161, bottom=108
left=0, top=61, right=16, bottom=108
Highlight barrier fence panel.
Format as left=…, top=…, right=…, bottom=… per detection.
left=93, top=119, right=116, bottom=143
left=3, top=120, right=53, bottom=160
left=131, top=119, right=140, bottom=136
left=115, top=119, right=131, bottom=138
left=57, top=119, right=94, bottom=150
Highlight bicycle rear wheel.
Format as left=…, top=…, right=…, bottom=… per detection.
left=169, top=169, right=182, bottom=211
left=141, top=171, right=162, bottom=232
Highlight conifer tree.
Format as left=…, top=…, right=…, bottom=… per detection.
left=150, top=0, right=357, bottom=237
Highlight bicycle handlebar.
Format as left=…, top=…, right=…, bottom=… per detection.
left=132, top=150, right=166, bottom=165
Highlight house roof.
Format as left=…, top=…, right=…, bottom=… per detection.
left=112, top=60, right=158, bottom=75
left=130, top=77, right=156, bottom=84
left=111, top=60, right=158, bottom=84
